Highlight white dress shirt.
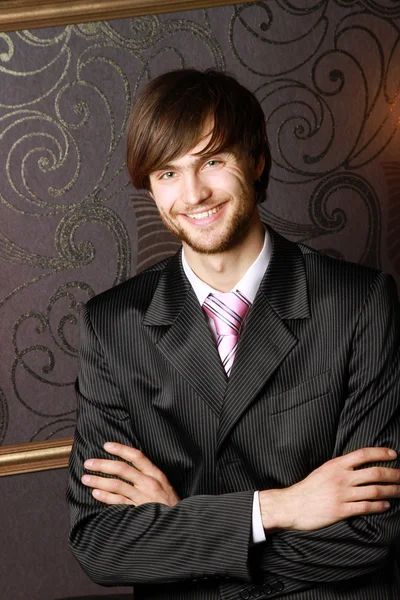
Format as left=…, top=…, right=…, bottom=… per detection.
left=181, top=228, right=272, bottom=544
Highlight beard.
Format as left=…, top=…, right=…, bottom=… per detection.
left=157, top=188, right=257, bottom=255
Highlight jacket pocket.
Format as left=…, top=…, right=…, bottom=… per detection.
left=268, top=369, right=331, bottom=416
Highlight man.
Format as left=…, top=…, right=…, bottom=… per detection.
left=67, top=69, right=400, bottom=599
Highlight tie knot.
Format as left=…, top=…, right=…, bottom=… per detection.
left=203, top=290, right=251, bottom=336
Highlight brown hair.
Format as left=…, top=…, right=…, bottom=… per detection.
left=126, top=69, right=271, bottom=203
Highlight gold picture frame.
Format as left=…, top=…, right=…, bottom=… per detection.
left=0, top=0, right=251, bottom=32
left=0, top=0, right=254, bottom=476
left=0, top=437, right=74, bottom=476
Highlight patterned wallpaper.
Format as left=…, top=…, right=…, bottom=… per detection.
left=0, top=0, right=399, bottom=446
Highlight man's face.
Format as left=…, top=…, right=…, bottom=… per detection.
left=148, top=129, right=263, bottom=255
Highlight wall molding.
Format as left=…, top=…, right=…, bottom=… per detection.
left=0, top=0, right=253, bottom=32
left=0, top=437, right=73, bottom=477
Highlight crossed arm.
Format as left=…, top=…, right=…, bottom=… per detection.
left=82, top=444, right=400, bottom=531
left=80, top=440, right=400, bottom=594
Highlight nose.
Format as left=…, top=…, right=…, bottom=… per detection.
left=183, top=172, right=212, bottom=205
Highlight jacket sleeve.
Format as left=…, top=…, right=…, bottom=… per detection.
left=256, top=271, right=400, bottom=589
left=67, top=304, right=254, bottom=587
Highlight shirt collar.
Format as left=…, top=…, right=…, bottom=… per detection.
left=181, top=228, right=271, bottom=306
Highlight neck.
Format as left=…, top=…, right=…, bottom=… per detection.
left=183, top=216, right=265, bottom=292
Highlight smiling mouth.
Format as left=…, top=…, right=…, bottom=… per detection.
left=185, top=204, right=224, bottom=221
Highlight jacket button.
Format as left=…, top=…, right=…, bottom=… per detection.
left=240, top=590, right=251, bottom=599
left=251, top=585, right=261, bottom=597
left=262, top=583, right=272, bottom=595
left=272, top=580, right=284, bottom=591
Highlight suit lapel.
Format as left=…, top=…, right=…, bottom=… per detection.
left=142, top=252, right=227, bottom=416
left=217, top=228, right=311, bottom=451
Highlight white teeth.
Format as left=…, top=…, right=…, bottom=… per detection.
left=186, top=206, right=221, bottom=220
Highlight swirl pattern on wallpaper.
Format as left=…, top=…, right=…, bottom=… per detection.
left=0, top=3, right=399, bottom=444
left=233, top=1, right=400, bottom=264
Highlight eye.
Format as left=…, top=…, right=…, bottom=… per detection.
left=160, top=171, right=176, bottom=180
left=205, top=159, right=220, bottom=168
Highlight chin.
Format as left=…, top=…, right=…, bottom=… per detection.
left=180, top=224, right=252, bottom=255
left=184, top=237, right=237, bottom=255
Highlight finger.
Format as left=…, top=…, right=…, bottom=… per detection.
left=104, top=443, right=169, bottom=485
left=351, top=466, right=400, bottom=486
left=84, top=458, right=141, bottom=485
left=91, top=489, right=135, bottom=505
left=82, top=473, right=136, bottom=500
left=338, top=448, right=397, bottom=469
left=350, top=484, right=400, bottom=502
left=345, top=500, right=391, bottom=518
left=92, top=486, right=162, bottom=508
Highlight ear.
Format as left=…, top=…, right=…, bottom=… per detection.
left=254, top=154, right=265, bottom=180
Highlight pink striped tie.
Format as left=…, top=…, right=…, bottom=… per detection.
left=203, top=290, right=251, bottom=376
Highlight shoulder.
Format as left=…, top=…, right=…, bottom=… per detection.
left=298, top=241, right=381, bottom=287
left=267, top=225, right=393, bottom=299
left=83, top=253, right=179, bottom=322
left=296, top=241, right=399, bottom=311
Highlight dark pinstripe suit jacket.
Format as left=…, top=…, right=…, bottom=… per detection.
left=67, top=228, right=400, bottom=600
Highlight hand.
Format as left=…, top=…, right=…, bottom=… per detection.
left=81, top=442, right=180, bottom=507
left=259, top=447, right=400, bottom=532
